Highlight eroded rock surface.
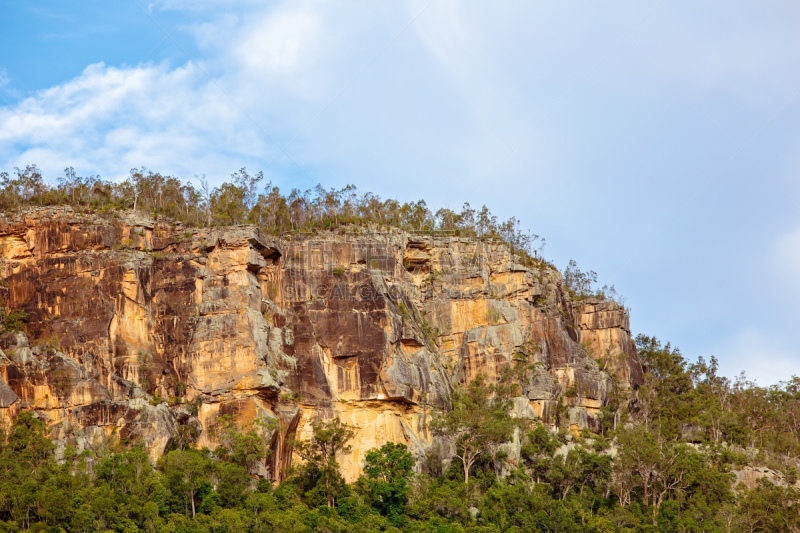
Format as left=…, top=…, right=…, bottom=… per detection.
left=0, top=208, right=642, bottom=481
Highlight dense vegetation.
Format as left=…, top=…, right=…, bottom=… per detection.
left=2, top=335, right=800, bottom=532
left=0, top=165, right=543, bottom=264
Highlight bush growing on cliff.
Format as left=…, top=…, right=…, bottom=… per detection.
left=0, top=308, right=27, bottom=334
left=563, top=258, right=626, bottom=306
left=563, top=259, right=597, bottom=298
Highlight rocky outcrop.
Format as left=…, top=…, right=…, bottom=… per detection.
left=0, top=207, right=642, bottom=481
left=731, top=466, right=800, bottom=490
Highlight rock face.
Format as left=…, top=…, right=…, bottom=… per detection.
left=0, top=208, right=642, bottom=481
left=732, top=466, right=798, bottom=490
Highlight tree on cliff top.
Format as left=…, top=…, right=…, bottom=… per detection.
left=0, top=164, right=549, bottom=268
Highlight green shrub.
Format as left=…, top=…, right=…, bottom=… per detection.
left=0, top=308, right=28, bottom=334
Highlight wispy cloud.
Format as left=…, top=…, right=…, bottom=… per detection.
left=0, top=59, right=284, bottom=181
left=25, top=6, right=75, bottom=22
left=0, top=69, right=20, bottom=100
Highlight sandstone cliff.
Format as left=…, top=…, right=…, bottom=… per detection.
left=0, top=207, right=642, bottom=481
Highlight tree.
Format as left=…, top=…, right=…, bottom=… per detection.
left=211, top=182, right=247, bottom=225
left=294, top=417, right=355, bottom=507
left=562, top=259, right=597, bottom=297
left=359, top=442, right=414, bottom=519
left=548, top=450, right=581, bottom=500
left=7, top=411, right=54, bottom=474
left=159, top=450, right=213, bottom=517
left=633, top=334, right=694, bottom=435
left=214, top=462, right=252, bottom=508
left=0, top=308, right=28, bottom=334
left=610, top=452, right=636, bottom=508
left=575, top=448, right=611, bottom=497
left=210, top=414, right=271, bottom=475
left=0, top=163, right=549, bottom=264
left=430, top=375, right=518, bottom=483
left=230, top=167, right=264, bottom=216
left=59, top=166, right=79, bottom=204
left=197, top=174, right=212, bottom=227
left=615, top=426, right=659, bottom=511
left=691, top=355, right=734, bottom=443
left=520, top=424, right=558, bottom=484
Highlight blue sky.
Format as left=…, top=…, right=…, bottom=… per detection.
left=1, top=0, right=799, bottom=384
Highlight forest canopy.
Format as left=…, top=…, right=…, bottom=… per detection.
left=1, top=336, right=800, bottom=532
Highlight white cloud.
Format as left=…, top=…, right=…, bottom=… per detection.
left=234, top=7, right=321, bottom=73
left=0, top=0, right=505, bottom=188
left=0, top=59, right=282, bottom=181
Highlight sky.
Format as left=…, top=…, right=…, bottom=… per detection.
left=1, top=0, right=799, bottom=385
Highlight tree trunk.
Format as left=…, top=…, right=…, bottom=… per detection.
left=643, top=481, right=648, bottom=509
